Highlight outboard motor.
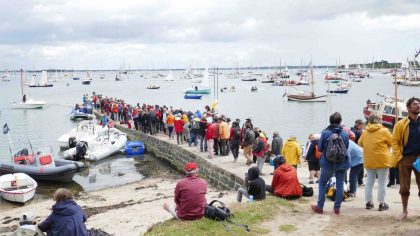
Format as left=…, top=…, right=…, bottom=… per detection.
left=68, top=137, right=77, bottom=148
left=74, top=141, right=88, bottom=161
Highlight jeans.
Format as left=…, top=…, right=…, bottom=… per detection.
left=200, top=135, right=207, bottom=152
left=365, top=168, right=388, bottom=204
left=168, top=125, right=174, bottom=138
left=230, top=142, right=240, bottom=160
left=220, top=139, right=228, bottom=156
left=349, top=163, right=364, bottom=194
left=213, top=138, right=220, bottom=155
left=189, top=133, right=198, bottom=146
left=256, top=157, right=265, bottom=173
left=317, top=167, right=346, bottom=210
left=389, top=167, right=400, bottom=185
left=237, top=188, right=250, bottom=202
left=358, top=168, right=364, bottom=185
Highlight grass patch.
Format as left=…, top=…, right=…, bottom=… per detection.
left=279, top=224, right=297, bottom=233
left=146, top=196, right=298, bottom=236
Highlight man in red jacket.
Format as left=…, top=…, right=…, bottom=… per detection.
left=174, top=114, right=185, bottom=145
left=163, top=162, right=208, bottom=220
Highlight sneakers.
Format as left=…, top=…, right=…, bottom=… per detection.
left=366, top=202, right=374, bottom=210
left=378, top=203, right=389, bottom=211
left=333, top=208, right=340, bottom=215
left=233, top=159, right=238, bottom=163
left=311, top=204, right=323, bottom=214
left=387, top=183, right=394, bottom=187
left=346, top=193, right=355, bottom=202
left=358, top=183, right=365, bottom=187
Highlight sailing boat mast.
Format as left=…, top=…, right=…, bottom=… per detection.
left=310, top=66, right=315, bottom=96
left=394, top=70, right=398, bottom=124
left=20, top=69, right=24, bottom=97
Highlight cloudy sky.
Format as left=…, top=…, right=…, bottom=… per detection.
left=0, top=0, right=419, bottom=70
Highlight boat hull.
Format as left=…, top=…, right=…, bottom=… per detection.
left=11, top=100, right=46, bottom=109
left=0, top=173, right=37, bottom=203
left=184, top=95, right=203, bottom=99
left=29, top=84, right=53, bottom=88
left=287, top=94, right=326, bottom=102
left=185, top=89, right=211, bottom=94
left=0, top=160, right=84, bottom=183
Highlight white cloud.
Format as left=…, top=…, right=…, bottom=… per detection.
left=0, top=0, right=419, bottom=69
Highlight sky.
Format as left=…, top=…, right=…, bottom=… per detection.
left=0, top=0, right=419, bottom=70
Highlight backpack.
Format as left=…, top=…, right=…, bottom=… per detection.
left=191, top=120, right=199, bottom=130
left=314, top=144, right=321, bottom=160
left=204, top=200, right=250, bottom=232
left=233, top=127, right=241, bottom=140
left=325, top=132, right=347, bottom=163
left=301, top=184, right=314, bottom=197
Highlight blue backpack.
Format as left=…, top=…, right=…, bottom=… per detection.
left=325, top=132, right=347, bottom=163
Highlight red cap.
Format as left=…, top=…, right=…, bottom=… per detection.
left=184, top=162, right=198, bottom=171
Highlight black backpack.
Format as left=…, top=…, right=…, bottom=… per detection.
left=301, top=184, right=314, bottom=197
left=325, top=132, right=347, bottom=163
left=204, top=200, right=250, bottom=232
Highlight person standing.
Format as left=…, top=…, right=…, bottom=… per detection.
left=163, top=162, right=208, bottom=220
left=218, top=117, right=230, bottom=156
left=391, top=97, right=420, bottom=221
left=346, top=140, right=364, bottom=199
left=351, top=119, right=365, bottom=186
left=229, top=120, right=241, bottom=162
left=252, top=133, right=267, bottom=174
left=271, top=131, right=283, bottom=157
left=282, top=135, right=302, bottom=169
left=305, top=134, right=321, bottom=184
left=358, top=113, right=392, bottom=211
left=174, top=114, right=185, bottom=145
left=311, top=112, right=350, bottom=215
left=198, top=117, right=208, bottom=152
left=242, top=123, right=255, bottom=165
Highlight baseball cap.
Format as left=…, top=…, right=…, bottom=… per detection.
left=184, top=162, right=198, bottom=171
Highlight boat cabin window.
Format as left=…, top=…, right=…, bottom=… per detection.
left=383, top=106, right=393, bottom=114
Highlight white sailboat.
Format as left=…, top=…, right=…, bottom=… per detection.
left=29, top=71, right=53, bottom=87
left=11, top=69, right=46, bottom=109
left=164, top=71, right=174, bottom=81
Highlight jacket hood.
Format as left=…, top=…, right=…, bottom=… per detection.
left=327, top=124, right=343, bottom=133
left=279, top=163, right=293, bottom=172
left=285, top=138, right=297, bottom=145
left=52, top=200, right=81, bottom=216
left=247, top=166, right=260, bottom=180
left=366, top=123, right=382, bottom=132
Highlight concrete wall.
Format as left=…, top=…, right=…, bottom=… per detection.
left=94, top=112, right=244, bottom=191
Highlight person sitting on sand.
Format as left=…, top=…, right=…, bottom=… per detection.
left=266, top=155, right=302, bottom=199
left=38, top=188, right=88, bottom=236
left=237, top=166, right=266, bottom=202
left=163, top=162, right=208, bottom=220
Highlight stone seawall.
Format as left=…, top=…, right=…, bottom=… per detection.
left=94, top=112, right=244, bottom=190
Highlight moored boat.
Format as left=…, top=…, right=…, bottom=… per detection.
left=184, top=94, right=203, bottom=99
left=58, top=120, right=103, bottom=149
left=0, top=173, right=37, bottom=203
left=363, top=94, right=408, bottom=127
left=147, top=85, right=160, bottom=89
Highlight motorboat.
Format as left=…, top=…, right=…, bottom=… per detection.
left=184, top=94, right=203, bottom=99
left=58, top=120, right=103, bottom=149
left=0, top=144, right=84, bottom=183
left=0, top=173, right=37, bottom=203
left=11, top=99, right=46, bottom=109
left=363, top=94, right=408, bottom=127
left=327, top=87, right=349, bottom=94
left=147, top=85, right=160, bottom=89
left=63, top=128, right=127, bottom=161
left=70, top=109, right=94, bottom=121
left=125, top=140, right=145, bottom=155
left=185, top=88, right=211, bottom=94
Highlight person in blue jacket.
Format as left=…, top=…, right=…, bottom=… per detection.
left=311, top=112, right=351, bottom=216
left=38, top=188, right=88, bottom=236
left=347, top=140, right=364, bottom=199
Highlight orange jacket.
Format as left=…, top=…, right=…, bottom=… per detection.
left=271, top=163, right=302, bottom=198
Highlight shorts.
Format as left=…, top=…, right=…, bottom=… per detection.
left=398, top=155, right=420, bottom=197
left=308, top=161, right=320, bottom=171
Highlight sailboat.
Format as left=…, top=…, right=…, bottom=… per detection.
left=164, top=71, right=174, bottom=81
left=284, top=66, right=326, bottom=102
left=29, top=71, right=53, bottom=87
left=81, top=71, right=92, bottom=85
left=11, top=69, right=46, bottom=109
left=185, top=66, right=211, bottom=94
left=1, top=70, right=11, bottom=81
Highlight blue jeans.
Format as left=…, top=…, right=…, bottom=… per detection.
left=168, top=126, right=174, bottom=138
left=349, top=163, right=363, bottom=194
left=189, top=133, right=198, bottom=146
left=317, top=168, right=346, bottom=210
left=200, top=135, right=207, bottom=152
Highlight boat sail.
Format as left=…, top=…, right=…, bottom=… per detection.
left=285, top=65, right=326, bottom=102
left=11, top=69, right=46, bottom=109
left=164, top=71, right=174, bottom=81
left=29, top=71, right=53, bottom=87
